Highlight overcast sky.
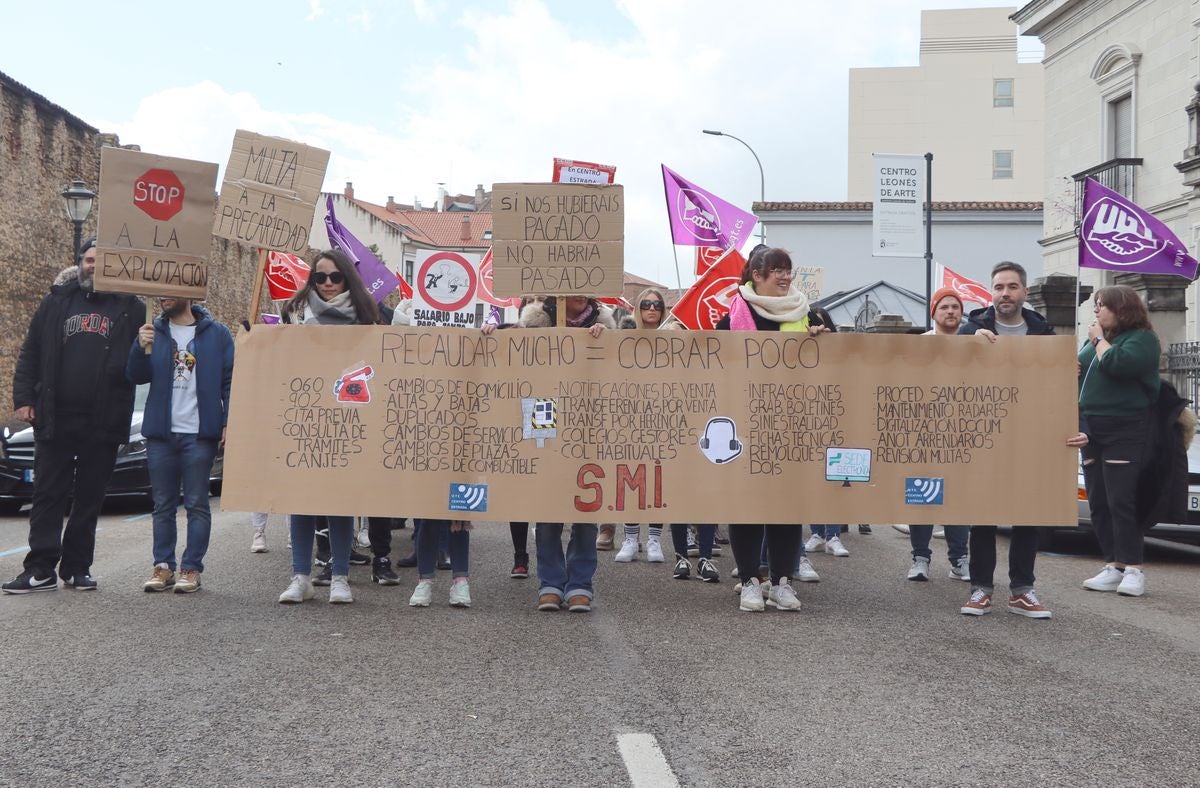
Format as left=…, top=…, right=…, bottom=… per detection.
left=5, top=0, right=1040, bottom=288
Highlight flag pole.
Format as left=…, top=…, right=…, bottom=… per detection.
left=924, top=152, right=933, bottom=332
left=672, top=244, right=683, bottom=290
left=1075, top=179, right=1084, bottom=339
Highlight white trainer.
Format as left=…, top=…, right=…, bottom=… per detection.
left=251, top=528, right=268, bottom=553
left=449, top=578, right=472, bottom=607
left=949, top=557, right=971, bottom=581
left=646, top=536, right=664, bottom=563
left=409, top=579, right=433, bottom=607
left=825, top=536, right=849, bottom=557
left=278, top=575, right=314, bottom=604
left=891, top=524, right=911, bottom=535
left=739, top=578, right=766, bottom=612
left=614, top=537, right=638, bottom=563
left=1116, top=566, right=1145, bottom=597
left=1083, top=564, right=1124, bottom=592
left=794, top=556, right=820, bottom=582
left=767, top=579, right=802, bottom=611
left=907, top=556, right=930, bottom=581
left=803, top=534, right=825, bottom=552
left=328, top=575, right=353, bottom=604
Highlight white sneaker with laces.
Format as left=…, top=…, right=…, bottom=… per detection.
left=933, top=528, right=946, bottom=539
left=1083, top=564, right=1124, bottom=592
left=825, top=536, right=849, bottom=557
left=328, top=575, right=353, bottom=604
left=803, top=534, right=825, bottom=552
left=409, top=579, right=433, bottom=607
left=614, top=537, right=638, bottom=563
left=907, top=556, right=930, bottom=581
left=449, top=578, right=472, bottom=607
left=739, top=578, right=766, bottom=612
left=251, top=528, right=268, bottom=553
left=767, top=579, right=802, bottom=611
left=891, top=524, right=911, bottom=535
left=646, top=536, right=664, bottom=563
left=1116, top=566, right=1145, bottom=597
left=794, top=556, right=820, bottom=583
left=949, top=557, right=971, bottom=581
left=278, top=575, right=314, bottom=604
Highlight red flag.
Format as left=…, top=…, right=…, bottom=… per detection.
left=265, top=251, right=311, bottom=301
left=397, top=272, right=413, bottom=301
left=695, top=246, right=725, bottom=276
left=476, top=249, right=518, bottom=308
left=671, top=249, right=746, bottom=330
left=599, top=296, right=635, bottom=311
left=937, top=263, right=992, bottom=308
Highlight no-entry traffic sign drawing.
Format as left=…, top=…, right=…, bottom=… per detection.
left=413, top=250, right=481, bottom=327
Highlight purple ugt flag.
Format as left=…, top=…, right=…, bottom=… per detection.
left=1079, top=178, right=1198, bottom=279
left=324, top=195, right=401, bottom=303
left=661, top=165, right=758, bottom=249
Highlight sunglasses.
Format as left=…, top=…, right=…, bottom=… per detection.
left=311, top=271, right=345, bottom=285
left=639, top=300, right=665, bottom=311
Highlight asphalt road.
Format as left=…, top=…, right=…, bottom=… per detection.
left=0, top=505, right=1197, bottom=787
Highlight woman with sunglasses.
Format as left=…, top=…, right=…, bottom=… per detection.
left=277, top=250, right=380, bottom=605
left=715, top=247, right=827, bottom=613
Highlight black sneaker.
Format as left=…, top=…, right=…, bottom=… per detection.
left=349, top=550, right=371, bottom=566
left=313, top=564, right=333, bottom=586
left=372, top=557, right=400, bottom=585
left=314, top=554, right=331, bottom=567
left=63, top=574, right=98, bottom=590
left=436, top=551, right=452, bottom=571
left=697, top=557, right=720, bottom=583
left=672, top=556, right=691, bottom=580
left=510, top=553, right=529, bottom=579
left=395, top=553, right=418, bottom=568
left=858, top=524, right=872, bottom=534
left=2, top=571, right=58, bottom=594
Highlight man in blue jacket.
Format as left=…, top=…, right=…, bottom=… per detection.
left=127, top=297, right=234, bottom=593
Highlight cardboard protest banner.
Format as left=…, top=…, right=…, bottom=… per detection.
left=412, top=250, right=482, bottom=327
left=552, top=157, right=617, bottom=185
left=212, top=130, right=330, bottom=254
left=94, top=147, right=219, bottom=299
left=490, top=183, right=624, bottom=297
left=222, top=328, right=1079, bottom=526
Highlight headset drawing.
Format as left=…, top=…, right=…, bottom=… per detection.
left=698, top=417, right=743, bottom=465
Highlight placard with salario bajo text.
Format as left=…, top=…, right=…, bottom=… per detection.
left=221, top=329, right=1079, bottom=526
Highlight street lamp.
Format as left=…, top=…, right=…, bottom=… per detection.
left=702, top=129, right=766, bottom=245
left=61, top=179, right=96, bottom=261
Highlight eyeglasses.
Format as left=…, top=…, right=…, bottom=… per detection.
left=311, top=271, right=345, bottom=285
left=768, top=268, right=793, bottom=279
left=639, top=300, right=665, bottom=311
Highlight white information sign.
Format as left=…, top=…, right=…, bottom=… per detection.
left=872, top=153, right=924, bottom=258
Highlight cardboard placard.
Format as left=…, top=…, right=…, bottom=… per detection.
left=795, top=266, right=823, bottom=302
left=222, top=329, right=1079, bottom=526
left=412, top=250, right=481, bottom=327
left=490, top=183, right=624, bottom=297
left=212, top=130, right=330, bottom=254
left=552, top=157, right=617, bottom=184
left=94, top=147, right=219, bottom=299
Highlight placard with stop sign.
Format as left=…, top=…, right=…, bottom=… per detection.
left=95, top=147, right=219, bottom=299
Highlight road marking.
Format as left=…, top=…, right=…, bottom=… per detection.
left=0, top=545, right=29, bottom=559
left=617, top=733, right=679, bottom=788
left=124, top=514, right=150, bottom=522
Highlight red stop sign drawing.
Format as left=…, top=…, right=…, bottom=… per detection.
left=133, top=169, right=185, bottom=221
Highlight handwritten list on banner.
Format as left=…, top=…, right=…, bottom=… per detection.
left=222, top=329, right=1079, bottom=526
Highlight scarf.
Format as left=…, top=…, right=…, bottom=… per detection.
left=729, top=282, right=810, bottom=331
left=566, top=302, right=596, bottom=328
left=302, top=290, right=358, bottom=325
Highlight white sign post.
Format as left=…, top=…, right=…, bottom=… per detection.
left=412, top=250, right=481, bottom=327
left=871, top=153, right=924, bottom=258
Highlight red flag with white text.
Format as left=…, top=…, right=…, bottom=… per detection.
left=265, top=251, right=311, bottom=301
left=671, top=249, right=746, bottom=330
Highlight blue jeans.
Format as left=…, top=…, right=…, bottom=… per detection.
left=810, top=524, right=844, bottom=539
left=536, top=523, right=598, bottom=600
left=909, top=525, right=969, bottom=563
left=147, top=434, right=218, bottom=572
left=416, top=519, right=469, bottom=578
left=291, top=514, right=353, bottom=576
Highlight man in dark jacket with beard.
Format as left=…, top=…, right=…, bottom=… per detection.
left=3, top=238, right=143, bottom=593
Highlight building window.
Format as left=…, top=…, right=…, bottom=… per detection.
left=405, top=259, right=414, bottom=284
left=992, top=150, right=1013, bottom=179
left=1108, top=94, right=1133, bottom=158
left=993, top=79, right=1014, bottom=107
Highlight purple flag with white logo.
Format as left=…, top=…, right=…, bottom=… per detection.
left=324, top=195, right=401, bottom=303
left=661, top=165, right=758, bottom=250
left=1079, top=178, right=1198, bottom=279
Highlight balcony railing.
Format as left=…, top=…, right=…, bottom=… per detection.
left=1072, top=158, right=1143, bottom=223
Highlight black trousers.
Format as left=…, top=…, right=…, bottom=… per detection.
left=24, top=436, right=119, bottom=579
left=315, top=517, right=394, bottom=560
left=968, top=526, right=1038, bottom=594
left=510, top=522, right=528, bottom=555
left=1082, top=414, right=1148, bottom=565
left=729, top=524, right=802, bottom=585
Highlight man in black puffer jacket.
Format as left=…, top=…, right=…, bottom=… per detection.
left=3, top=238, right=143, bottom=594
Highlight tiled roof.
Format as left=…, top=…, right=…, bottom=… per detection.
left=755, top=201, right=1043, bottom=211
left=398, top=211, right=492, bottom=247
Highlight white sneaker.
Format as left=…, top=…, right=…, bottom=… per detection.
left=278, top=575, right=314, bottom=604
left=794, top=556, right=820, bottom=583
left=1083, top=564, right=1124, bottom=592
left=409, top=579, right=433, bottom=607
left=803, top=534, right=825, bottom=552
left=355, top=528, right=371, bottom=550
left=739, top=578, right=766, bottom=612
left=933, top=528, right=946, bottom=539
left=328, top=575, right=353, bottom=604
left=449, top=578, right=472, bottom=607
left=949, top=557, right=971, bottom=581
left=251, top=528, right=268, bottom=553
left=686, top=527, right=699, bottom=557
left=614, top=537, right=638, bottom=563
left=767, top=579, right=802, bottom=611
left=646, top=537, right=664, bottom=563
left=891, top=524, right=911, bottom=535
left=1116, top=566, right=1145, bottom=597
left=907, top=556, right=930, bottom=581
left=825, top=536, right=849, bottom=557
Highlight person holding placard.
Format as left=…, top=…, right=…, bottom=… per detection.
left=277, top=250, right=380, bottom=605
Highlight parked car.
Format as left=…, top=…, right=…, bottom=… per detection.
left=0, top=385, right=223, bottom=515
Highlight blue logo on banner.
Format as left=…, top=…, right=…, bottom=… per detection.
left=905, top=477, right=944, bottom=505
left=448, top=483, right=488, bottom=512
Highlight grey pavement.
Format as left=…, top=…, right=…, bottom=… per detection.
left=0, top=507, right=1197, bottom=786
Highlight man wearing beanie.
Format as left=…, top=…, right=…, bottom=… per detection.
left=4, top=238, right=144, bottom=594
left=926, top=287, right=965, bottom=336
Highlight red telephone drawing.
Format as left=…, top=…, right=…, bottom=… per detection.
left=333, top=365, right=374, bottom=404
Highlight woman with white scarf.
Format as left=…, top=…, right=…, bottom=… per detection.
left=277, top=250, right=380, bottom=605
left=715, top=247, right=827, bottom=613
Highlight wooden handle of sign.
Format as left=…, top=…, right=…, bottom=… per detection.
left=144, top=300, right=153, bottom=355
left=246, top=248, right=269, bottom=326
left=554, top=297, right=563, bottom=328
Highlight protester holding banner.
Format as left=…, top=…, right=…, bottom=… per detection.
left=1077, top=286, right=1161, bottom=598
left=278, top=250, right=380, bottom=605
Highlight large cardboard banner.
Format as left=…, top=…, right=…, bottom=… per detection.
left=212, top=130, right=330, bottom=254
left=490, top=183, right=624, bottom=297
left=222, top=329, right=1079, bottom=526
left=94, top=147, right=219, bottom=299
